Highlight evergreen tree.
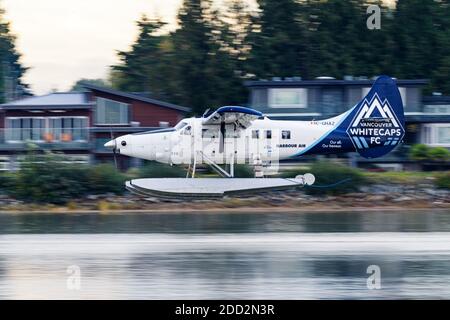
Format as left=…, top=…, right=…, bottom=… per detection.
left=112, top=15, right=168, bottom=97
left=391, top=0, right=443, bottom=81
left=112, top=0, right=450, bottom=109
left=0, top=5, right=28, bottom=102
left=248, top=0, right=307, bottom=79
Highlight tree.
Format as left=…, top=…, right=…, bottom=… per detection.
left=112, top=15, right=169, bottom=98
left=391, top=0, right=444, bottom=89
left=248, top=0, right=307, bottom=79
left=71, top=78, right=110, bottom=91
left=170, top=0, right=226, bottom=114
left=0, top=4, right=28, bottom=102
left=112, top=0, right=450, bottom=110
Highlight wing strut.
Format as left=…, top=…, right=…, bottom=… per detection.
left=199, top=151, right=232, bottom=178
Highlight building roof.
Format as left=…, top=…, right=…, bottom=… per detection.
left=0, top=92, right=93, bottom=110
left=82, top=83, right=191, bottom=113
left=244, top=78, right=429, bottom=88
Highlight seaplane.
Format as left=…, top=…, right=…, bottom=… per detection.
left=105, top=75, right=405, bottom=199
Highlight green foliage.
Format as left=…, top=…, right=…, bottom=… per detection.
left=282, top=161, right=367, bottom=195
left=410, top=144, right=450, bottom=162
left=112, top=0, right=254, bottom=114
left=111, top=0, right=450, bottom=114
left=435, top=171, right=450, bottom=189
left=364, top=171, right=432, bottom=185
left=12, top=153, right=89, bottom=204
left=428, top=147, right=450, bottom=162
left=86, top=163, right=126, bottom=195
left=71, top=78, right=110, bottom=91
left=7, top=152, right=125, bottom=204
left=0, top=171, right=16, bottom=193
left=233, top=164, right=254, bottom=178
left=410, top=144, right=431, bottom=161
left=0, top=6, right=28, bottom=102
left=138, top=161, right=186, bottom=178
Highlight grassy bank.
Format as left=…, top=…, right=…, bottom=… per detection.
left=0, top=152, right=449, bottom=212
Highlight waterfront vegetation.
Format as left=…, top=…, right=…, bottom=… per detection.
left=281, top=161, right=367, bottom=195
left=410, top=144, right=450, bottom=163
left=0, top=152, right=448, bottom=206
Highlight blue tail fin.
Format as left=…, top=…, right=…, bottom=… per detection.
left=342, top=75, right=405, bottom=158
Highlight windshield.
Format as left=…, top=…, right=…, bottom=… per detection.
left=174, top=121, right=188, bottom=131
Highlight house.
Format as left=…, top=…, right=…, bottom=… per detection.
left=244, top=76, right=450, bottom=169
left=0, top=85, right=190, bottom=170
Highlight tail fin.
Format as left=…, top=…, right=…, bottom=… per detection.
left=341, top=75, right=405, bottom=159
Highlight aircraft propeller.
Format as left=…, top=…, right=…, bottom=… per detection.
left=109, top=127, right=118, bottom=170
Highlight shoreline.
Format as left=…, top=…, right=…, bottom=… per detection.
left=1, top=204, right=449, bottom=215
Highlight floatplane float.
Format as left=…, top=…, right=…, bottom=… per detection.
left=104, top=76, right=405, bottom=199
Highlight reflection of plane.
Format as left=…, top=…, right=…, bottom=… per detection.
left=105, top=76, right=405, bottom=198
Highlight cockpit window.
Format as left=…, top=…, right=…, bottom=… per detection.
left=182, top=126, right=192, bottom=135
left=175, top=121, right=188, bottom=131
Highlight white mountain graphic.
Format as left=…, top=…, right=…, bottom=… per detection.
left=351, top=93, right=399, bottom=128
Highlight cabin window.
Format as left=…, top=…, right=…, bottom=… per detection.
left=282, top=130, right=291, bottom=139
left=95, top=97, right=129, bottom=125
left=266, top=130, right=272, bottom=139
left=175, top=121, right=188, bottom=131
left=252, top=130, right=259, bottom=139
left=182, top=126, right=192, bottom=135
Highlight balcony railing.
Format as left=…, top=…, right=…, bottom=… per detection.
left=0, top=128, right=91, bottom=150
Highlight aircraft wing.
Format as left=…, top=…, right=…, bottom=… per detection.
left=202, top=106, right=263, bottom=128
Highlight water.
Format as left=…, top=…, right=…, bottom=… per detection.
left=0, top=210, right=450, bottom=299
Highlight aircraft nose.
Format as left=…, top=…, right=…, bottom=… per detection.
left=104, top=139, right=116, bottom=149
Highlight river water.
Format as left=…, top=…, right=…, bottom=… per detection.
left=0, top=210, right=450, bottom=299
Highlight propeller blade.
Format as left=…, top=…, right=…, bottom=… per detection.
left=110, top=127, right=118, bottom=170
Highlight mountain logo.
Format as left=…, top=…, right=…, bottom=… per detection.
left=346, top=93, right=405, bottom=150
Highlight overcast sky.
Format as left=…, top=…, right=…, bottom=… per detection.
left=3, top=0, right=183, bottom=95
left=3, top=0, right=393, bottom=96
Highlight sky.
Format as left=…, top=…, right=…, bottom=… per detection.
left=2, top=0, right=394, bottom=96
left=3, top=0, right=183, bottom=95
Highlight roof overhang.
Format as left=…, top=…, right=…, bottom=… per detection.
left=82, top=83, right=191, bottom=113
left=0, top=104, right=93, bottom=111
left=244, top=79, right=429, bottom=88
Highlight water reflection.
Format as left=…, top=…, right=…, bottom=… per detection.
left=0, top=210, right=449, bottom=234
left=0, top=211, right=450, bottom=299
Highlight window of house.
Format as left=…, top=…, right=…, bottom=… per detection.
left=95, top=97, right=129, bottom=125
left=266, top=130, right=272, bottom=139
left=48, top=117, right=88, bottom=141
left=422, top=124, right=450, bottom=146
left=437, top=126, right=450, bottom=145
left=5, top=117, right=45, bottom=142
left=5, top=117, right=88, bottom=143
left=282, top=130, right=291, bottom=139
left=424, top=104, right=450, bottom=114
left=252, top=130, right=259, bottom=139
left=268, top=88, right=307, bottom=108
left=362, top=86, right=407, bottom=106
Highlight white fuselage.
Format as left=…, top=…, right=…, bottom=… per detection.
left=112, top=113, right=348, bottom=165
